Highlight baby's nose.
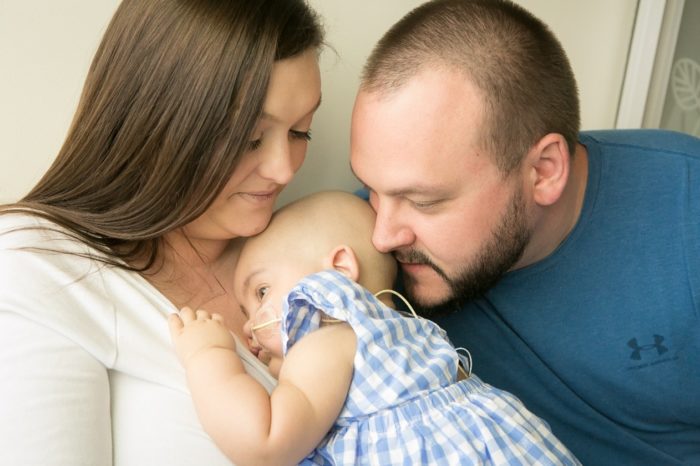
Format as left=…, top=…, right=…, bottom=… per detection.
left=243, top=319, right=253, bottom=337
left=242, top=320, right=256, bottom=348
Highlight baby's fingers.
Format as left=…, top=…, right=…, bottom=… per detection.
left=179, top=306, right=196, bottom=323
left=168, top=313, right=183, bottom=336
left=195, top=309, right=211, bottom=321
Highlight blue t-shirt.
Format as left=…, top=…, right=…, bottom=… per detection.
left=436, top=129, right=700, bottom=465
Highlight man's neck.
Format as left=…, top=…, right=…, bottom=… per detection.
left=518, top=142, right=589, bottom=268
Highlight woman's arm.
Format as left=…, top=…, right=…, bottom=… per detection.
left=169, top=308, right=355, bottom=466
left=0, top=312, right=113, bottom=465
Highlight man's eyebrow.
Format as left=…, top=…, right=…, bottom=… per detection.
left=261, top=95, right=322, bottom=123
left=385, top=187, right=438, bottom=197
left=348, top=163, right=438, bottom=197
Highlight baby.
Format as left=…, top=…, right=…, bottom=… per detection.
left=169, top=190, right=580, bottom=466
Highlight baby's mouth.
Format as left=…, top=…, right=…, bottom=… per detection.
left=256, top=349, right=272, bottom=365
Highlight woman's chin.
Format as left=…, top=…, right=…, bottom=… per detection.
left=228, top=212, right=273, bottom=238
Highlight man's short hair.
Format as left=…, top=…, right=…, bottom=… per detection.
left=361, top=0, right=580, bottom=173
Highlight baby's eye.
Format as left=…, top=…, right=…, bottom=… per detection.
left=255, top=285, right=269, bottom=301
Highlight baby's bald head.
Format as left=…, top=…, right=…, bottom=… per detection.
left=236, top=191, right=397, bottom=294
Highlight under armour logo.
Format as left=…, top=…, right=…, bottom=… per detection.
left=627, top=335, right=668, bottom=360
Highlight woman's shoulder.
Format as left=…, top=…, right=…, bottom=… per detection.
left=0, top=211, right=120, bottom=362
left=1, top=210, right=60, bottom=238
left=0, top=211, right=109, bottom=303
left=0, top=211, right=93, bottom=254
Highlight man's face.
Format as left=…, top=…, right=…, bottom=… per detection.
left=350, top=68, right=532, bottom=314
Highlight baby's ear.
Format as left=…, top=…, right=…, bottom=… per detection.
left=323, top=245, right=359, bottom=281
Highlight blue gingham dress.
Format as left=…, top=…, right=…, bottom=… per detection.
left=281, top=270, right=580, bottom=466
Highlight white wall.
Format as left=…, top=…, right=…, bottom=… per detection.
left=0, top=1, right=121, bottom=202
left=0, top=1, right=638, bottom=204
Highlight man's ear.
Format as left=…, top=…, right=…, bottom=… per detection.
left=526, top=133, right=570, bottom=206
left=322, top=245, right=360, bottom=281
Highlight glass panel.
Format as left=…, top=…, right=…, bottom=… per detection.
left=654, top=1, right=700, bottom=136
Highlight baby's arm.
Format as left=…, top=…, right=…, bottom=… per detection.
left=168, top=308, right=355, bottom=466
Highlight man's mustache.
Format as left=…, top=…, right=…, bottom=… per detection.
left=393, top=249, right=451, bottom=283
left=394, top=249, right=431, bottom=265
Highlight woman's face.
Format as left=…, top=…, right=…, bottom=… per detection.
left=183, top=49, right=322, bottom=242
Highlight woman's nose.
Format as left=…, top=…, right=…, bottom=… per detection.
left=258, top=140, right=305, bottom=185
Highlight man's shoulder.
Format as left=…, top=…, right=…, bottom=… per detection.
left=581, top=129, right=700, bottom=159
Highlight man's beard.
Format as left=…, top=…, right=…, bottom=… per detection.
left=399, top=188, right=531, bottom=318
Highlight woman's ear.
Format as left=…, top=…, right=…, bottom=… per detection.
left=527, top=133, right=570, bottom=206
left=322, top=245, right=359, bottom=282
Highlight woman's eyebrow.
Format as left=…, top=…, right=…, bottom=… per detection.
left=261, top=95, right=322, bottom=123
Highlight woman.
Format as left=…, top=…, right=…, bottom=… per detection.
left=0, top=0, right=323, bottom=464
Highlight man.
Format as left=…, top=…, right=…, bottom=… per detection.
left=350, top=1, right=700, bottom=464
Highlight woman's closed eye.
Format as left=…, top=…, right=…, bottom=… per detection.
left=289, top=129, right=312, bottom=141
left=247, top=129, right=310, bottom=151
left=248, top=138, right=262, bottom=151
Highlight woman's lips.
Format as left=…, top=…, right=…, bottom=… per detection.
left=239, top=190, right=276, bottom=202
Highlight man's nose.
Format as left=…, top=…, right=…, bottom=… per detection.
left=371, top=204, right=414, bottom=253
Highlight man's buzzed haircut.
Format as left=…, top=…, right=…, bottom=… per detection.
left=361, top=0, right=580, bottom=174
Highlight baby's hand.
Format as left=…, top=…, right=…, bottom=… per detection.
left=168, top=307, right=236, bottom=367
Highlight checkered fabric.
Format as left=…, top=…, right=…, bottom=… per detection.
left=281, top=270, right=580, bottom=465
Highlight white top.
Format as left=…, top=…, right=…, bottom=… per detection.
left=0, top=213, right=276, bottom=466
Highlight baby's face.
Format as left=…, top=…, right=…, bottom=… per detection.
left=234, top=234, right=318, bottom=377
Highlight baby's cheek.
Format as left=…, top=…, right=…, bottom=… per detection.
left=269, top=334, right=284, bottom=360
left=242, top=320, right=256, bottom=350
left=268, top=357, right=283, bottom=379
left=262, top=337, right=284, bottom=378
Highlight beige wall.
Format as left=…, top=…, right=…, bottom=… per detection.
left=0, top=1, right=638, bottom=204
left=0, top=1, right=121, bottom=202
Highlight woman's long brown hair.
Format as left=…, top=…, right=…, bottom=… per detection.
left=1, top=0, right=323, bottom=271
